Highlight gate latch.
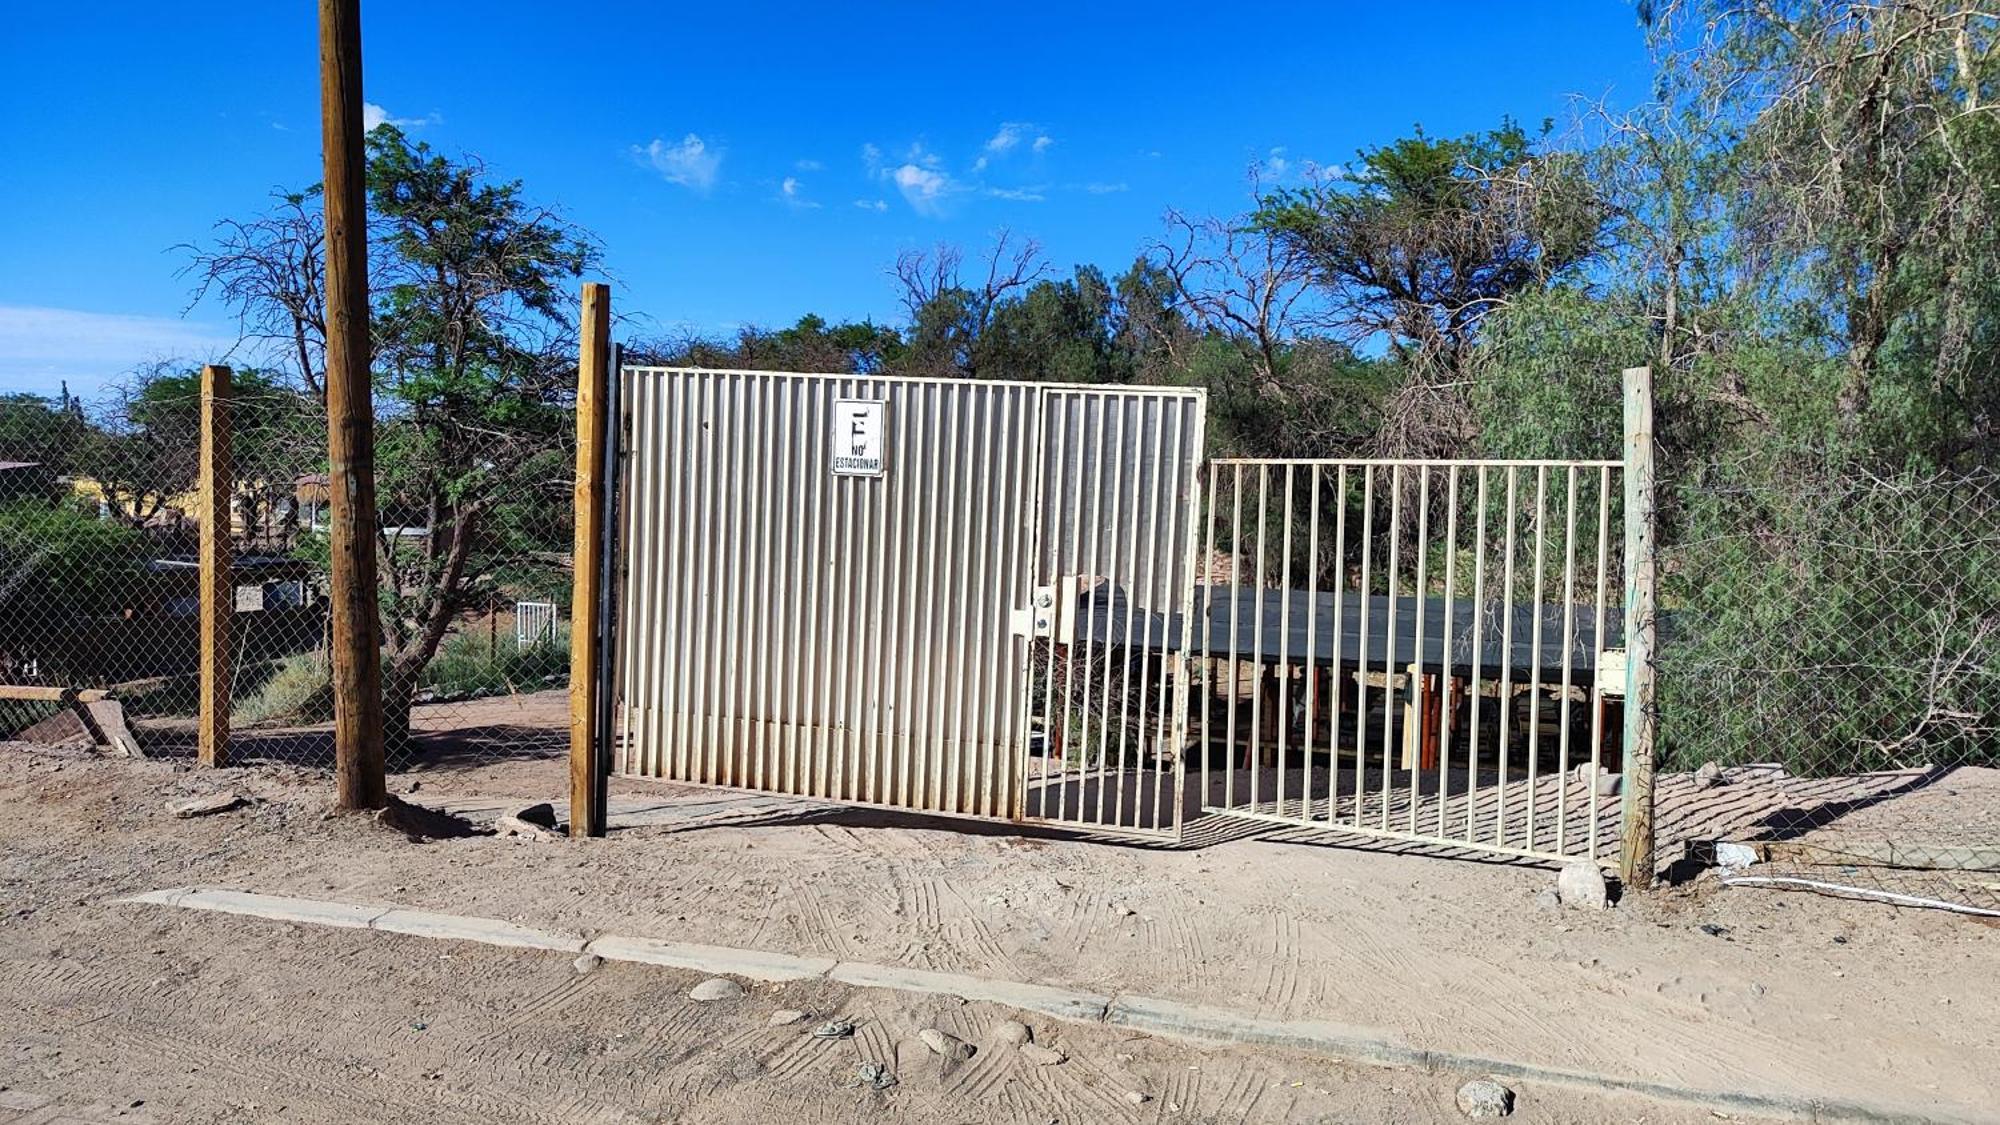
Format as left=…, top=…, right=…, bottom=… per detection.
left=1016, top=585, right=1063, bottom=640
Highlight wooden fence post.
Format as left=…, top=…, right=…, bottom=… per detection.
left=1619, top=365, right=1659, bottom=890
left=569, top=283, right=611, bottom=838
left=198, top=364, right=233, bottom=768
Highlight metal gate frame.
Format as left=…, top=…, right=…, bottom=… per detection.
left=1193, top=456, right=1631, bottom=864
left=604, top=366, right=1206, bottom=841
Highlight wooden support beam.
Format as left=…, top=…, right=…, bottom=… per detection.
left=1619, top=365, right=1659, bottom=890
left=569, top=282, right=612, bottom=838
left=320, top=0, right=388, bottom=809
left=198, top=363, right=233, bottom=767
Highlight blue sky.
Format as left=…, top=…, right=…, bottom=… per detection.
left=0, top=2, right=1655, bottom=397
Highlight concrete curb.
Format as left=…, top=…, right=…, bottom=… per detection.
left=116, top=887, right=1962, bottom=1124
left=587, top=934, right=833, bottom=982
left=828, top=961, right=1110, bottom=1022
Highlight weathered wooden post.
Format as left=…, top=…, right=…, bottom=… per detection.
left=569, top=283, right=612, bottom=837
left=1619, top=365, right=1659, bottom=889
left=320, top=0, right=388, bottom=809
left=198, top=364, right=233, bottom=768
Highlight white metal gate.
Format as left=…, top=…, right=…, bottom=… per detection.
left=1196, top=458, right=1629, bottom=862
left=611, top=367, right=1205, bottom=838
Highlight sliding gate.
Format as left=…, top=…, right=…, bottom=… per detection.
left=1196, top=459, right=1630, bottom=862
left=611, top=368, right=1205, bottom=838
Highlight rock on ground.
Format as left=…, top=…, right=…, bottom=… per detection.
left=572, top=953, right=603, bottom=975
left=1019, top=1044, right=1066, bottom=1066
left=991, top=1019, right=1032, bottom=1046
left=1455, top=1077, right=1514, bottom=1118
left=493, top=813, right=560, bottom=841
left=1694, top=761, right=1725, bottom=789
left=1556, top=860, right=1610, bottom=910
left=688, top=977, right=744, bottom=1002
left=768, top=1008, right=807, bottom=1027
left=170, top=793, right=248, bottom=819
left=511, top=801, right=559, bottom=829
left=918, top=1028, right=975, bottom=1060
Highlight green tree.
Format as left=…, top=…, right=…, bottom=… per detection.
left=189, top=125, right=601, bottom=743
left=1253, top=122, right=1606, bottom=454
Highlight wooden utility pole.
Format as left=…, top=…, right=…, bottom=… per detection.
left=569, top=283, right=612, bottom=838
left=197, top=364, right=233, bottom=768
left=1618, top=365, right=1659, bottom=890
left=319, top=0, right=388, bottom=809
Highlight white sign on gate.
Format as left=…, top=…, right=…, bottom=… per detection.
left=830, top=399, right=886, bottom=476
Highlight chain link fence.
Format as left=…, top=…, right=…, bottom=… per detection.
left=0, top=375, right=576, bottom=773
left=8, top=376, right=2000, bottom=914
left=1655, top=456, right=2000, bottom=913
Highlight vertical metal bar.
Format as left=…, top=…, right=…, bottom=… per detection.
left=1130, top=399, right=1164, bottom=831
left=1147, top=398, right=1183, bottom=834
left=1330, top=465, right=1348, bottom=826
left=624, top=374, right=651, bottom=772
left=1497, top=467, right=1518, bottom=847
left=1304, top=465, right=1320, bottom=824
left=724, top=375, right=748, bottom=787
left=1224, top=463, right=1243, bottom=813
left=1277, top=465, right=1294, bottom=820
left=916, top=380, right=941, bottom=809
left=1012, top=387, right=1046, bottom=822
left=1250, top=465, right=1268, bottom=815
left=752, top=376, right=774, bottom=788
left=1526, top=465, right=1549, bottom=852
left=1380, top=464, right=1401, bottom=830
left=1354, top=465, right=1374, bottom=827
left=962, top=387, right=999, bottom=813
left=782, top=377, right=803, bottom=791
left=974, top=389, right=1004, bottom=817
left=902, top=384, right=934, bottom=808
left=1468, top=466, right=1488, bottom=843
left=1589, top=464, right=1612, bottom=860
left=862, top=388, right=890, bottom=805
left=768, top=376, right=792, bottom=788
left=612, top=372, right=637, bottom=767
left=1557, top=465, right=1580, bottom=855
left=1038, top=395, right=1069, bottom=818
left=685, top=372, right=710, bottom=783
left=675, top=373, right=702, bottom=781
left=810, top=377, right=836, bottom=798
left=1098, top=396, right=1132, bottom=827
left=1055, top=396, right=1087, bottom=821
left=1409, top=465, right=1429, bottom=834
left=1437, top=465, right=1458, bottom=840
left=1200, top=459, right=1218, bottom=818
left=1168, top=393, right=1206, bottom=840
left=843, top=381, right=867, bottom=801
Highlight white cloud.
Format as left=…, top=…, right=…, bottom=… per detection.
left=981, top=122, right=1054, bottom=162
left=794, top=158, right=823, bottom=172
left=633, top=134, right=723, bottom=193
left=362, top=102, right=440, bottom=132
left=853, top=198, right=889, bottom=212
left=861, top=143, right=883, bottom=170
left=1265, top=146, right=1290, bottom=177
left=1080, top=181, right=1129, bottom=194
left=0, top=305, right=240, bottom=396
left=779, top=176, right=821, bottom=209
left=892, top=163, right=954, bottom=216
left=986, top=185, right=1046, bottom=202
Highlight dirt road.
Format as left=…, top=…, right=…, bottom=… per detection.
left=1, top=744, right=1992, bottom=1122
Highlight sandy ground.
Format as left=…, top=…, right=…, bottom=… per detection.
left=1, top=745, right=1995, bottom=1123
